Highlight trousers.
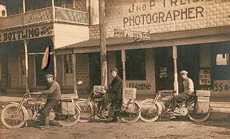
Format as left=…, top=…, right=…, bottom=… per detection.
left=40, top=99, right=59, bottom=126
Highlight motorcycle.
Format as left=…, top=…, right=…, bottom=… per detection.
left=1, top=92, right=80, bottom=129
left=90, top=85, right=141, bottom=123
left=140, top=91, right=210, bottom=122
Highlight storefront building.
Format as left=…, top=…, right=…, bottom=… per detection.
left=0, top=0, right=91, bottom=95
left=56, top=0, right=230, bottom=100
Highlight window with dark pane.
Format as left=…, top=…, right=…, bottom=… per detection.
left=126, top=49, right=146, bottom=80
left=64, top=55, right=73, bottom=74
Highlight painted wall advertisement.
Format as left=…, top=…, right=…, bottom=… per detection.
left=106, top=0, right=230, bottom=38
left=0, top=24, right=53, bottom=43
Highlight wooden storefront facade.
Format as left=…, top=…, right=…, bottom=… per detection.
left=0, top=0, right=90, bottom=95
left=56, top=0, right=230, bottom=100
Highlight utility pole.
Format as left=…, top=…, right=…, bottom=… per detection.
left=22, top=0, right=29, bottom=93
left=99, top=0, right=108, bottom=87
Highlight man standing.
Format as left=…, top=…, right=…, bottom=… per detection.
left=166, top=70, right=194, bottom=112
left=33, top=74, right=61, bottom=127
left=108, top=67, right=123, bottom=122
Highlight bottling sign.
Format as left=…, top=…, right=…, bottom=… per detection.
left=0, top=24, right=53, bottom=43
left=106, top=0, right=230, bottom=38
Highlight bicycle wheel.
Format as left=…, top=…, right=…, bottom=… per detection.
left=58, top=103, right=80, bottom=126
left=1, top=103, right=26, bottom=129
left=119, top=102, right=140, bottom=123
left=140, top=99, right=161, bottom=122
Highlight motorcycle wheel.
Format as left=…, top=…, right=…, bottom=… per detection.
left=188, top=103, right=210, bottom=122
left=76, top=100, right=93, bottom=122
left=58, top=105, right=80, bottom=126
left=1, top=103, right=26, bottom=129
left=140, top=99, right=162, bottom=122
left=119, top=102, right=140, bottom=123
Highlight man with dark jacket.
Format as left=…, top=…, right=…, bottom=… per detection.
left=108, top=67, right=123, bottom=122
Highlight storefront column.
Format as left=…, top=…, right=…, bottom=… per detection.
left=24, top=40, right=29, bottom=92
left=51, top=37, right=57, bottom=79
left=52, top=0, right=55, bottom=20
left=173, top=46, right=179, bottom=95
left=121, top=49, right=126, bottom=91
left=72, top=53, right=78, bottom=97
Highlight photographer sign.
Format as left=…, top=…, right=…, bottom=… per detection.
left=107, top=0, right=230, bottom=38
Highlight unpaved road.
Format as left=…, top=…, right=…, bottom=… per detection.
left=1, top=119, right=230, bottom=139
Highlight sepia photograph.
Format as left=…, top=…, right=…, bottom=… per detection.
left=0, top=0, right=230, bottom=138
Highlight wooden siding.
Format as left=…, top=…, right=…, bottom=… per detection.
left=54, top=23, right=89, bottom=49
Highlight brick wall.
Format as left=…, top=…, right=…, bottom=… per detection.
left=105, top=0, right=230, bottom=38
left=89, top=24, right=100, bottom=39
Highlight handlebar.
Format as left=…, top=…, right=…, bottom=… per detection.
left=29, top=92, right=43, bottom=95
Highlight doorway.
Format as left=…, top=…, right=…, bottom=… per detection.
left=155, top=47, right=174, bottom=90
left=178, top=46, right=199, bottom=89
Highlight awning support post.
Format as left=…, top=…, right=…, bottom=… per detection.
left=52, top=37, right=57, bottom=79
left=24, top=40, right=29, bottom=93
left=121, top=49, right=126, bottom=92
left=173, top=46, right=179, bottom=95
left=72, top=53, right=78, bottom=98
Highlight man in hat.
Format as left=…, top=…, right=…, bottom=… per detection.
left=108, top=67, right=123, bottom=122
left=33, top=74, right=61, bottom=127
left=166, top=70, right=194, bottom=114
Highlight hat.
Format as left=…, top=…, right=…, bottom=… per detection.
left=45, top=74, right=54, bottom=78
left=111, top=67, right=119, bottom=73
left=180, top=70, right=188, bottom=75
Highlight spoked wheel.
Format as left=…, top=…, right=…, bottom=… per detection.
left=119, top=102, right=140, bottom=123
left=76, top=100, right=93, bottom=122
left=98, top=103, right=112, bottom=120
left=140, top=99, right=161, bottom=122
left=1, top=103, right=26, bottom=129
left=188, top=102, right=210, bottom=122
left=57, top=104, right=80, bottom=126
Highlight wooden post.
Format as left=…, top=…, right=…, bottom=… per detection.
left=52, top=37, right=57, bottom=80
left=173, top=46, right=179, bottom=95
left=52, top=0, right=55, bottom=21
left=99, top=0, right=108, bottom=87
left=72, top=53, right=78, bottom=98
left=121, top=49, right=126, bottom=93
left=22, top=0, right=26, bottom=13
left=24, top=40, right=29, bottom=93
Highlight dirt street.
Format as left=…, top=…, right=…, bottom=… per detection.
left=1, top=119, right=230, bottom=139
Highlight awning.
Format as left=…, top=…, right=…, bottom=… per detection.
left=55, top=25, right=230, bottom=55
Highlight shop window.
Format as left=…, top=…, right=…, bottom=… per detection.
left=126, top=49, right=146, bottom=80
left=55, top=0, right=87, bottom=11
left=2, top=10, right=6, bottom=16
left=25, top=0, right=51, bottom=11
left=74, top=0, right=87, bottom=11
left=216, top=53, right=230, bottom=66
left=64, top=55, right=73, bottom=74
left=19, top=55, right=25, bottom=75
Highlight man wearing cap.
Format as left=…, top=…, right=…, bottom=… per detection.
left=108, top=67, right=123, bottom=122
left=36, top=74, right=61, bottom=127
left=166, top=70, right=194, bottom=113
